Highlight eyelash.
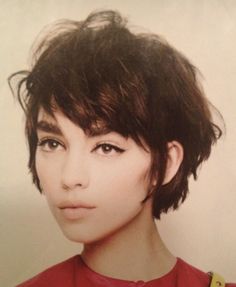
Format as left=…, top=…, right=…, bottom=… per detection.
left=93, top=143, right=125, bottom=154
left=37, top=138, right=64, bottom=151
left=37, top=138, right=125, bottom=155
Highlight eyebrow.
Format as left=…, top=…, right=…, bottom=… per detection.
left=36, top=119, right=119, bottom=138
left=36, top=120, right=63, bottom=136
left=87, top=125, right=112, bottom=137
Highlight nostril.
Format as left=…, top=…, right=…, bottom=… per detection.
left=62, top=183, right=70, bottom=191
left=61, top=154, right=90, bottom=190
left=62, top=182, right=83, bottom=191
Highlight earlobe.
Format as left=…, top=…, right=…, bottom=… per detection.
left=162, top=141, right=184, bottom=185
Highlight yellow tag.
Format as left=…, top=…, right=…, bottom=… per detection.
left=209, top=272, right=225, bottom=287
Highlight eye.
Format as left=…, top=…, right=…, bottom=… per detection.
left=37, top=138, right=64, bottom=152
left=94, top=143, right=125, bottom=156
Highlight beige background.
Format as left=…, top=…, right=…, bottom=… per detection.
left=0, top=0, right=235, bottom=286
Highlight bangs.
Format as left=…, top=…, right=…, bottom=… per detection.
left=32, top=79, right=147, bottom=147
left=22, top=14, right=150, bottom=146
left=26, top=33, right=149, bottom=145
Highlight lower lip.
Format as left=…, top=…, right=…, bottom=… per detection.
left=60, top=207, right=95, bottom=220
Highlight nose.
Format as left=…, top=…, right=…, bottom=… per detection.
left=60, top=150, right=89, bottom=191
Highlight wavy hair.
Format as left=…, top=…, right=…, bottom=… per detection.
left=9, top=10, right=222, bottom=219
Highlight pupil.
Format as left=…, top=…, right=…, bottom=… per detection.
left=103, top=145, right=111, bottom=152
left=50, top=141, right=57, bottom=148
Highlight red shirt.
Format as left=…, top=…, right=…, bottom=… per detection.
left=17, top=255, right=236, bottom=287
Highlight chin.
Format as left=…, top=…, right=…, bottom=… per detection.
left=60, top=227, right=100, bottom=244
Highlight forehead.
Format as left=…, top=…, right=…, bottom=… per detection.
left=37, top=107, right=61, bottom=122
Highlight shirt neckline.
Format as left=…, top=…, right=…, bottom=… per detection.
left=77, top=255, right=180, bottom=285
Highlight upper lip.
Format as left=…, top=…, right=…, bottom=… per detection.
left=58, top=201, right=96, bottom=209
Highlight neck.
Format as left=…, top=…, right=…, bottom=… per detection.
left=81, top=201, right=176, bottom=281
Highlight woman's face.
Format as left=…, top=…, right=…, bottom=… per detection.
left=35, top=108, right=153, bottom=244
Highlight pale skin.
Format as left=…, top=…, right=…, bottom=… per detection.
left=36, top=108, right=184, bottom=282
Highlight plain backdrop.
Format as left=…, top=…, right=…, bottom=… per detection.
left=0, top=1, right=235, bottom=286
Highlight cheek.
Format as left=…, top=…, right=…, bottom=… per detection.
left=35, top=152, right=62, bottom=192
left=103, top=156, right=150, bottom=188
left=80, top=166, right=151, bottom=243
left=93, top=158, right=151, bottom=210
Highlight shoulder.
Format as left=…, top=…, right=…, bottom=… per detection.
left=16, top=255, right=78, bottom=287
left=176, top=258, right=210, bottom=286
left=177, top=258, right=236, bottom=287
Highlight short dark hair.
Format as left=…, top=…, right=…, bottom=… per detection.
left=9, top=10, right=222, bottom=219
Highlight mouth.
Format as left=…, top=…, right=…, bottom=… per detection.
left=58, top=203, right=96, bottom=220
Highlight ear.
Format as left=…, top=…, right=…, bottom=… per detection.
left=162, top=141, right=184, bottom=185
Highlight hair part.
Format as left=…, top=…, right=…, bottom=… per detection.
left=9, top=10, right=222, bottom=219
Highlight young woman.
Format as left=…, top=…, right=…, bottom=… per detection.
left=10, top=10, right=235, bottom=287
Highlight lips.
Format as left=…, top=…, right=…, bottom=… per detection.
left=59, top=202, right=96, bottom=220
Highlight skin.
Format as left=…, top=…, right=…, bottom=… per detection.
left=35, top=108, right=183, bottom=281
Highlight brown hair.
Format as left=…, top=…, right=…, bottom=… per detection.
left=9, top=10, right=222, bottom=219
